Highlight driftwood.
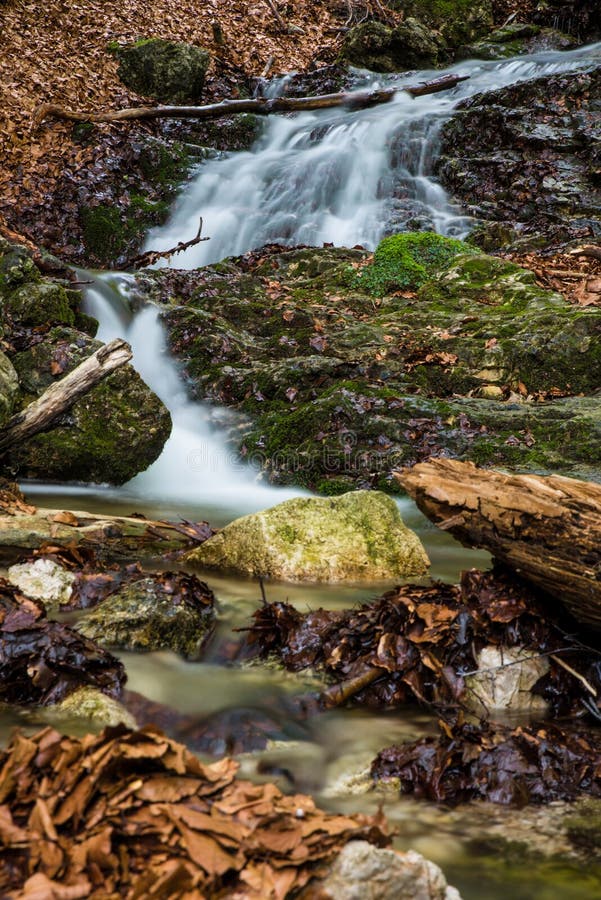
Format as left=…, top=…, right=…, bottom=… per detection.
left=33, top=74, right=469, bottom=128
left=0, top=338, right=132, bottom=452
left=126, top=216, right=209, bottom=269
left=397, top=459, right=601, bottom=628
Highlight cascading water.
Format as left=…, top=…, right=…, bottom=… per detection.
left=32, top=42, right=599, bottom=518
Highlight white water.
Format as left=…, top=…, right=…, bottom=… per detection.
left=145, top=43, right=601, bottom=267
left=34, top=43, right=601, bottom=516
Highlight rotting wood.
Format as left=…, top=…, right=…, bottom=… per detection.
left=0, top=338, right=132, bottom=451
left=33, top=74, right=469, bottom=128
left=396, top=459, right=601, bottom=628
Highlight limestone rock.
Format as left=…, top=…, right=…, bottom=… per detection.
left=319, top=840, right=462, bottom=900
left=187, top=491, right=429, bottom=582
left=111, top=38, right=211, bottom=103
left=7, top=558, right=75, bottom=610
left=465, top=645, right=550, bottom=717
left=76, top=576, right=216, bottom=659
left=54, top=686, right=137, bottom=729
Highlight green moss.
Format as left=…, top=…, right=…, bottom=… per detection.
left=80, top=205, right=126, bottom=264
left=356, top=232, right=475, bottom=296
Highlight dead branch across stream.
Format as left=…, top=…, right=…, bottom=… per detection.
left=34, top=74, right=469, bottom=127
left=0, top=338, right=132, bottom=452
left=397, top=459, right=601, bottom=629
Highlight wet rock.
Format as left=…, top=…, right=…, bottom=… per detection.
left=53, top=686, right=137, bottom=729
left=391, top=0, right=493, bottom=56
left=438, top=65, right=601, bottom=250
left=0, top=349, right=18, bottom=426
left=342, top=20, right=441, bottom=72
left=465, top=646, right=550, bottom=718
left=6, top=326, right=171, bottom=484
left=138, top=241, right=600, bottom=489
left=76, top=573, right=216, bottom=659
left=463, top=24, right=576, bottom=60
left=319, top=840, right=462, bottom=900
left=187, top=491, right=429, bottom=582
left=7, top=558, right=75, bottom=611
left=110, top=38, right=211, bottom=103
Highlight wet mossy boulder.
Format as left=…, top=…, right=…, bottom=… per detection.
left=110, top=38, right=211, bottom=103
left=389, top=0, right=493, bottom=55
left=53, top=686, right=137, bottom=729
left=342, top=19, right=441, bottom=72
left=187, top=491, right=429, bottom=582
left=76, top=574, right=216, bottom=659
left=464, top=24, right=576, bottom=60
left=7, top=327, right=172, bottom=484
left=138, top=240, right=600, bottom=489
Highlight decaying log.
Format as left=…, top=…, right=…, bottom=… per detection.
left=0, top=338, right=132, bottom=452
left=33, top=74, right=469, bottom=128
left=397, top=459, right=601, bottom=628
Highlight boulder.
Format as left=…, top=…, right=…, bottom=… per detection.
left=7, top=558, right=75, bottom=611
left=342, top=20, right=440, bottom=72
left=319, top=840, right=462, bottom=900
left=7, top=327, right=171, bottom=484
left=111, top=38, right=211, bottom=103
left=186, top=491, right=429, bottom=582
left=391, top=0, right=493, bottom=55
left=76, top=575, right=216, bottom=659
left=463, top=24, right=576, bottom=60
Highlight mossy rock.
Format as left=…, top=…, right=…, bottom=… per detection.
left=2, top=281, right=75, bottom=329
left=138, top=241, right=600, bottom=490
left=76, top=577, right=216, bottom=659
left=464, top=24, right=575, bottom=60
left=8, top=328, right=172, bottom=484
left=342, top=19, right=441, bottom=71
left=390, top=0, right=493, bottom=52
left=53, top=686, right=137, bottom=729
left=110, top=38, right=211, bottom=103
left=187, top=491, right=429, bottom=582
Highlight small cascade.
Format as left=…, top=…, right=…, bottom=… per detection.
left=145, top=44, right=600, bottom=269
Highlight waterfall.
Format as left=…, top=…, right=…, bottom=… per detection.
left=41, top=42, right=599, bottom=515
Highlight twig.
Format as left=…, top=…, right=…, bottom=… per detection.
left=263, top=0, right=288, bottom=31
left=126, top=217, right=209, bottom=269
left=318, top=666, right=385, bottom=709
left=261, top=55, right=275, bottom=79
left=550, top=653, right=597, bottom=697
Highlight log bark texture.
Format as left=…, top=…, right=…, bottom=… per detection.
left=397, top=459, right=601, bottom=628
left=0, top=338, right=132, bottom=452
left=34, top=74, right=469, bottom=127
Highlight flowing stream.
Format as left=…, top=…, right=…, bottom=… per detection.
left=18, top=43, right=601, bottom=899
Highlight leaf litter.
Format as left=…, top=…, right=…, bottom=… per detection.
left=0, top=724, right=390, bottom=898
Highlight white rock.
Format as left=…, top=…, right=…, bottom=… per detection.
left=8, top=558, right=75, bottom=608
left=320, top=840, right=462, bottom=900
left=465, top=645, right=549, bottom=717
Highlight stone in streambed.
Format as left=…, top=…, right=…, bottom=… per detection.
left=186, top=491, right=429, bottom=582
left=53, top=686, right=137, bottom=730
left=110, top=38, right=211, bottom=103
left=7, top=558, right=75, bottom=611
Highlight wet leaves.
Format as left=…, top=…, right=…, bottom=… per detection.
left=0, top=578, right=124, bottom=705
left=243, top=569, right=601, bottom=715
left=0, top=725, right=390, bottom=898
left=372, top=717, right=601, bottom=807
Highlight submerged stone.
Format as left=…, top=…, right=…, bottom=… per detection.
left=187, top=491, right=429, bottom=582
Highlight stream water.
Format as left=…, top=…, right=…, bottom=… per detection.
left=17, top=42, right=601, bottom=898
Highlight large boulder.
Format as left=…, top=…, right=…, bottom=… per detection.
left=110, top=38, right=211, bottom=103
left=463, top=24, right=576, bottom=60
left=137, top=239, right=601, bottom=490
left=186, top=491, right=429, bottom=582
left=391, top=0, right=493, bottom=55
left=7, top=326, right=171, bottom=484
left=342, top=19, right=440, bottom=72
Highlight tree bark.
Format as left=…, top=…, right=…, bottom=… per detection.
left=34, top=74, right=469, bottom=127
left=397, top=459, right=601, bottom=628
left=0, top=338, right=132, bottom=452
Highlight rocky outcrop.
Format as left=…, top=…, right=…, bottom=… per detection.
left=187, top=491, right=429, bottom=582
left=135, top=238, right=600, bottom=490
left=462, top=23, right=576, bottom=60
left=0, top=240, right=172, bottom=484
left=342, top=19, right=441, bottom=72
left=438, top=65, right=601, bottom=250
left=110, top=38, right=211, bottom=103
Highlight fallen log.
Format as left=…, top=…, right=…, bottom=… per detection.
left=0, top=338, right=132, bottom=451
left=396, top=459, right=601, bottom=628
left=33, top=74, right=469, bottom=127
